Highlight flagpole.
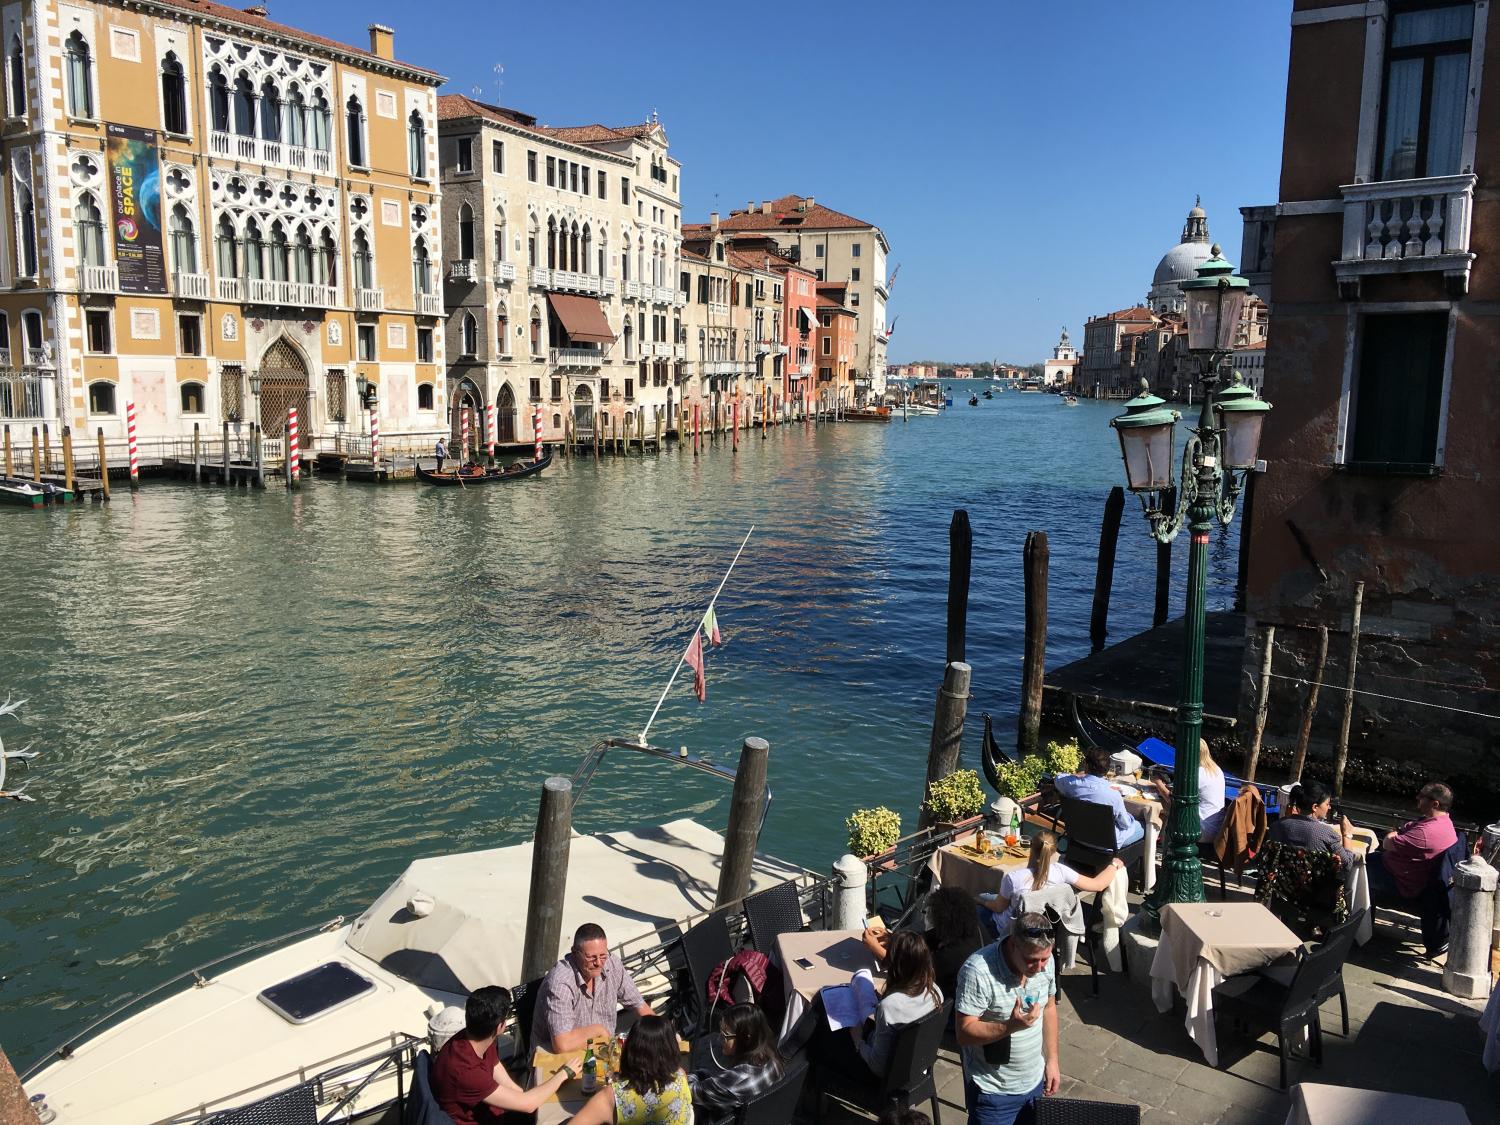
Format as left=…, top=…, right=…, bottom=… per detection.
left=638, top=525, right=756, bottom=745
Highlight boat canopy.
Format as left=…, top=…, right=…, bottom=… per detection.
left=346, top=818, right=807, bottom=991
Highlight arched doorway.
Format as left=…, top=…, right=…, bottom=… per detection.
left=497, top=382, right=517, bottom=443
left=572, top=384, right=594, bottom=434
left=451, top=377, right=481, bottom=453
left=257, top=337, right=309, bottom=437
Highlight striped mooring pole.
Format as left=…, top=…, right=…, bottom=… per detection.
left=461, top=406, right=471, bottom=463
left=370, top=404, right=380, bottom=471
left=533, top=404, right=542, bottom=462
left=486, top=403, right=496, bottom=461
left=286, top=406, right=300, bottom=488
left=126, top=399, right=140, bottom=490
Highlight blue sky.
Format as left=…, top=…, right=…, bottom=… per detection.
left=299, top=0, right=1292, bottom=363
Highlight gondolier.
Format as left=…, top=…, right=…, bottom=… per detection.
left=435, top=437, right=448, bottom=473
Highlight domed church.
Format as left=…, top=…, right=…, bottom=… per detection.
left=1147, top=198, right=1214, bottom=314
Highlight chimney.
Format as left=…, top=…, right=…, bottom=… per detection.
left=710, top=212, right=719, bottom=230
left=747, top=200, right=755, bottom=213
left=761, top=201, right=771, bottom=215
left=804, top=196, right=815, bottom=210
left=243, top=4, right=268, bottom=14
left=368, top=23, right=395, bottom=60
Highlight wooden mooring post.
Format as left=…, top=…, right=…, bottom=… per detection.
left=2, top=425, right=11, bottom=479
left=946, top=510, right=972, bottom=666
left=253, top=424, right=265, bottom=489
left=221, top=422, right=230, bottom=486
left=97, top=428, right=110, bottom=500
left=30, top=427, right=40, bottom=483
left=62, top=426, right=74, bottom=494
left=1019, top=530, right=1049, bottom=757
left=715, top=737, right=771, bottom=909
left=917, top=661, right=972, bottom=832
left=1290, top=625, right=1329, bottom=783
left=1, top=1044, right=38, bottom=1125
left=192, top=423, right=202, bottom=484
left=1089, top=486, right=1125, bottom=652
left=42, top=423, right=51, bottom=474
left=1244, top=624, right=1276, bottom=783
left=520, top=776, right=573, bottom=984
left=654, top=408, right=662, bottom=454
left=1332, top=582, right=1364, bottom=798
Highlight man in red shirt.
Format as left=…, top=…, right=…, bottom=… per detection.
left=1370, top=782, right=1459, bottom=901
left=430, top=985, right=582, bottom=1124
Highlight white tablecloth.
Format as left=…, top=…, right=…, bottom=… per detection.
left=1285, top=1082, right=1471, bottom=1124
left=1348, top=833, right=1375, bottom=945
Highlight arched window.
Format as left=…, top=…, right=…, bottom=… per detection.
left=530, top=308, right=541, bottom=355
left=546, top=217, right=557, bottom=270
left=244, top=218, right=264, bottom=280
left=407, top=109, right=426, bottom=177
left=17, top=183, right=37, bottom=277
left=352, top=229, right=373, bottom=290
left=309, top=91, right=330, bottom=152
left=494, top=218, right=507, bottom=264
left=22, top=309, right=42, bottom=352
left=215, top=214, right=238, bottom=278
left=623, top=322, right=633, bottom=360
left=317, top=229, right=336, bottom=287
left=8, top=34, right=24, bottom=119
left=180, top=381, right=205, bottom=414
left=417, top=383, right=435, bottom=410
left=461, top=312, right=477, bottom=356
left=345, top=95, right=365, bottom=166
left=233, top=74, right=254, bottom=137
left=269, top=221, right=289, bottom=281
left=458, top=202, right=474, bottom=261
left=292, top=224, right=313, bottom=283
left=88, top=380, right=115, bottom=415
left=581, top=225, right=592, bottom=276
left=284, top=85, right=305, bottom=148
left=259, top=78, right=281, bottom=141
left=64, top=31, right=92, bottom=118
left=621, top=246, right=629, bottom=281
left=208, top=68, right=229, bottom=132
left=168, top=204, right=196, bottom=273
left=698, top=329, right=706, bottom=362
left=161, top=52, right=187, bottom=134
left=553, top=412, right=561, bottom=429
left=412, top=236, right=430, bottom=295
left=75, top=192, right=104, bottom=267
left=496, top=310, right=508, bottom=352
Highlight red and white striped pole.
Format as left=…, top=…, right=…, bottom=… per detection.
left=369, top=404, right=380, bottom=471
left=461, top=407, right=471, bottom=464
left=286, top=406, right=299, bottom=488
left=486, top=403, right=496, bottom=462
left=126, top=399, right=139, bottom=490
left=533, top=404, right=542, bottom=462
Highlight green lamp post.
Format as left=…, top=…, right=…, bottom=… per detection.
left=1109, top=245, right=1271, bottom=931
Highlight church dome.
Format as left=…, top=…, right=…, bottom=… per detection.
left=1148, top=198, right=1213, bottom=312
left=1153, top=240, right=1213, bottom=287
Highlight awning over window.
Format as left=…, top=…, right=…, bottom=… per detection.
left=547, top=293, right=616, bottom=344
left=797, top=307, right=817, bottom=332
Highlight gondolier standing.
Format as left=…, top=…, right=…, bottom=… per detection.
left=435, top=436, right=448, bottom=473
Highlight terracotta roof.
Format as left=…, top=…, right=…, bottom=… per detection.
left=437, top=93, right=537, bottom=128
left=1088, top=306, right=1158, bottom=325
left=149, top=0, right=441, bottom=79
left=681, top=248, right=710, bottom=264
left=726, top=248, right=778, bottom=274
left=539, top=122, right=657, bottom=144
left=716, top=194, right=875, bottom=231
left=681, top=223, right=711, bottom=238
left=816, top=296, right=854, bottom=314
left=1237, top=339, right=1268, bottom=350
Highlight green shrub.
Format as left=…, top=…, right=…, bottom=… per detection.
left=846, top=806, right=902, bottom=858
left=992, top=740, right=1082, bottom=799
left=924, top=768, right=986, bottom=823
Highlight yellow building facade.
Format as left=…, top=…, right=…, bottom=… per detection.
left=0, top=0, right=444, bottom=453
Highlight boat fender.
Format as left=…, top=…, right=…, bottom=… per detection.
left=427, top=1005, right=467, bottom=1053
left=407, top=890, right=435, bottom=917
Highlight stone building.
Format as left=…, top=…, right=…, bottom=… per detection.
left=436, top=95, right=682, bottom=449
left=1147, top=198, right=1214, bottom=315
left=1042, top=327, right=1078, bottom=388
left=1239, top=0, right=1499, bottom=777
left=0, top=1, right=449, bottom=451
left=1080, top=305, right=1157, bottom=396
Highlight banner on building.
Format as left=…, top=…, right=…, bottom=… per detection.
left=106, top=123, right=166, bottom=294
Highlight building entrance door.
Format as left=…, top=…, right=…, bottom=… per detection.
left=498, top=383, right=517, bottom=443
left=257, top=339, right=309, bottom=438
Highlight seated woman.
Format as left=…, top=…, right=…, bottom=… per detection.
left=1149, top=738, right=1227, bottom=842
left=978, top=830, right=1123, bottom=943
left=686, top=1003, right=782, bottom=1124
left=568, top=1015, right=690, bottom=1125
left=1267, top=780, right=1357, bottom=867
left=862, top=886, right=982, bottom=1001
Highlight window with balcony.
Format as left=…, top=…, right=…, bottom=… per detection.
left=458, top=203, right=475, bottom=260
left=357, top=323, right=376, bottom=361
left=1378, top=4, right=1475, bottom=181
left=179, top=313, right=201, bottom=356
left=85, top=309, right=110, bottom=353
left=310, top=92, right=330, bottom=153
left=456, top=136, right=473, bottom=173
left=244, top=218, right=264, bottom=280
left=292, top=225, right=313, bottom=283
left=284, top=86, right=306, bottom=148
left=346, top=95, right=366, bottom=166
left=417, top=326, right=433, bottom=362
left=413, top=236, right=431, bottom=295
left=1349, top=311, right=1447, bottom=469
left=23, top=310, right=42, bottom=357
left=161, top=52, right=187, bottom=134
left=181, top=381, right=205, bottom=414
left=215, top=215, right=238, bottom=279
left=76, top=192, right=104, bottom=267
left=234, top=74, right=255, bottom=137
left=492, top=139, right=504, bottom=174
left=353, top=230, right=373, bottom=289
left=169, top=204, right=196, bottom=274
left=259, top=78, right=281, bottom=141
left=65, top=31, right=93, bottom=118
left=408, top=110, right=427, bottom=177
left=88, top=380, right=115, bottom=415
left=8, top=33, right=24, bottom=118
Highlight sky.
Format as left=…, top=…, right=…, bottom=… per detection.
left=286, top=0, right=1293, bottom=364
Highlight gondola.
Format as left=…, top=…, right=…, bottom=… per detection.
left=968, top=395, right=979, bottom=406
left=979, top=712, right=1020, bottom=795
left=417, top=451, right=552, bottom=486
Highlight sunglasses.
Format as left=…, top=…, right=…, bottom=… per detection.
left=1017, top=925, right=1054, bottom=942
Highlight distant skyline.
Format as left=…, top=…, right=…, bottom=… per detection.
left=271, top=0, right=1292, bottom=362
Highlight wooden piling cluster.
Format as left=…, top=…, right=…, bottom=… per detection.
left=1, top=422, right=109, bottom=504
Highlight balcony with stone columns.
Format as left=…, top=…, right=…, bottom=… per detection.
left=1336, top=174, right=1476, bottom=298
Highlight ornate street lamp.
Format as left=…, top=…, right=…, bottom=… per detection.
left=1109, top=245, right=1271, bottom=930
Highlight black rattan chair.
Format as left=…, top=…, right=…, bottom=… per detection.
left=818, top=1001, right=949, bottom=1123
left=1057, top=795, right=1146, bottom=886
left=679, top=910, right=736, bottom=1037
left=510, top=976, right=542, bottom=1061
left=1256, top=907, right=1367, bottom=1036
left=1033, top=1095, right=1141, bottom=1124
left=402, top=1050, right=456, bottom=1125
left=744, top=880, right=805, bottom=953
left=209, top=1083, right=319, bottom=1125
left=734, top=1057, right=810, bottom=1124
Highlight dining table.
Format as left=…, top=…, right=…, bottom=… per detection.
left=1107, top=776, right=1165, bottom=894
left=1149, top=900, right=1304, bottom=1067
left=530, top=1036, right=690, bottom=1125
left=1285, top=1082, right=1473, bottom=1124
left=1345, top=827, right=1377, bottom=945
left=774, top=928, right=883, bottom=1042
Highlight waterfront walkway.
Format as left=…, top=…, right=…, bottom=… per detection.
left=812, top=888, right=1496, bottom=1124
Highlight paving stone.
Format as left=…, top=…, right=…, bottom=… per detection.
left=1063, top=1049, right=1111, bottom=1086
left=1158, top=1083, right=1238, bottom=1122
left=1104, top=1035, right=1191, bottom=1082
left=1092, top=1059, right=1173, bottom=1107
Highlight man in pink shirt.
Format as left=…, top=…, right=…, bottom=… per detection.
left=1370, top=782, right=1459, bottom=901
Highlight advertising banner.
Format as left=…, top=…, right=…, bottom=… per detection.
left=106, top=123, right=166, bottom=294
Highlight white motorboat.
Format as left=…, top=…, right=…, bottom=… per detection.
left=903, top=403, right=941, bottom=416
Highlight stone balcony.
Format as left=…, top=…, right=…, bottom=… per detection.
left=550, top=346, right=603, bottom=368
left=1336, top=174, right=1477, bottom=297
left=493, top=261, right=517, bottom=284
left=80, top=264, right=117, bottom=293
left=247, top=278, right=337, bottom=309
left=356, top=287, right=384, bottom=312
left=416, top=293, right=444, bottom=316
left=217, top=277, right=243, bottom=302
left=448, top=259, right=478, bottom=283
left=209, top=130, right=333, bottom=175
left=173, top=271, right=211, bottom=300
left=530, top=268, right=614, bottom=297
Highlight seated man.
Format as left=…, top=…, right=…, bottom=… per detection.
left=532, top=922, right=656, bottom=1053
left=430, top=985, right=582, bottom=1124
left=1369, top=781, right=1459, bottom=902
left=1052, top=747, right=1145, bottom=850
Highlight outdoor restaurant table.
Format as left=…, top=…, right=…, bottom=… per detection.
left=1111, top=778, right=1164, bottom=894
left=1346, top=827, right=1377, bottom=945
left=774, top=928, right=882, bottom=1042
left=1285, top=1081, right=1472, bottom=1124
left=531, top=1037, right=690, bottom=1125
left=1149, top=901, right=1303, bottom=1067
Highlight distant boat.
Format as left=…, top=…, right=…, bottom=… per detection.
left=417, top=451, right=552, bottom=485
left=844, top=406, right=893, bottom=423
left=982, top=389, right=994, bottom=400
left=968, top=395, right=980, bottom=406
left=1062, top=394, right=1079, bottom=406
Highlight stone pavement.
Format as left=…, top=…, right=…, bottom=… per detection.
left=806, top=895, right=1499, bottom=1124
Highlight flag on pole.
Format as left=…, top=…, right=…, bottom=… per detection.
left=702, top=606, right=722, bottom=647
left=683, top=630, right=706, bottom=702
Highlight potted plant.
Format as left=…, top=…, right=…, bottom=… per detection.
left=846, top=806, right=902, bottom=861
left=924, top=768, right=986, bottom=830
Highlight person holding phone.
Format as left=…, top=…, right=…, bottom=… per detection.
left=1266, top=780, right=1358, bottom=867
left=954, top=912, right=1061, bottom=1125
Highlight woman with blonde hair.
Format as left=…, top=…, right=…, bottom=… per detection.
left=979, top=830, right=1122, bottom=942
left=1150, top=738, right=1227, bottom=842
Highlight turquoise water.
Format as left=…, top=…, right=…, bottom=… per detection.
left=0, top=390, right=1239, bottom=1060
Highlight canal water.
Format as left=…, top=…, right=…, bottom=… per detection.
left=0, top=388, right=1239, bottom=1059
